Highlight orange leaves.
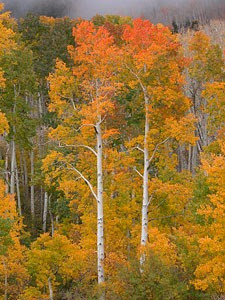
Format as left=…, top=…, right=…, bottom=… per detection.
left=164, top=114, right=197, bottom=145
left=123, top=19, right=154, bottom=49
left=102, top=128, right=119, bottom=139
left=70, top=21, right=116, bottom=79
left=68, top=21, right=122, bottom=126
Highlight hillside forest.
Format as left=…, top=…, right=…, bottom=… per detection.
left=0, top=3, right=224, bottom=299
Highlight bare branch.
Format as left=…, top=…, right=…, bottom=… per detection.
left=76, top=124, right=96, bottom=132
left=149, top=137, right=170, bottom=164
left=67, top=162, right=98, bottom=201
left=149, top=199, right=166, bottom=212
left=130, top=145, right=145, bottom=153
left=58, top=142, right=97, bottom=156
left=124, top=63, right=147, bottom=95
left=147, top=194, right=154, bottom=207
left=133, top=167, right=143, bottom=178
left=97, top=115, right=106, bottom=126
left=149, top=211, right=185, bottom=222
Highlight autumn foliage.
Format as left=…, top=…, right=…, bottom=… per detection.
left=0, top=3, right=224, bottom=299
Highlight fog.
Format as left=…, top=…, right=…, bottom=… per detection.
left=2, top=0, right=224, bottom=23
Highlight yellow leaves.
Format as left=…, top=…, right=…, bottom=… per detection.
left=204, top=82, right=225, bottom=134
left=28, top=232, right=87, bottom=290
left=143, top=227, right=178, bottom=266
left=189, top=31, right=210, bottom=55
left=40, top=16, right=56, bottom=26
left=0, top=8, right=16, bottom=55
left=0, top=180, right=17, bottom=220
left=19, top=287, right=48, bottom=300
left=193, top=150, right=225, bottom=293
left=193, top=256, right=225, bottom=293
left=48, top=59, right=77, bottom=117
left=0, top=111, right=9, bottom=134
left=0, top=68, right=5, bottom=88
left=0, top=180, right=28, bottom=298
left=165, top=114, right=197, bottom=145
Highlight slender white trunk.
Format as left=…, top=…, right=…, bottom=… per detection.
left=43, top=192, right=48, bottom=232
left=5, top=145, right=9, bottom=194
left=48, top=195, right=54, bottom=236
left=140, top=94, right=150, bottom=266
left=4, top=261, right=7, bottom=300
left=96, top=122, right=105, bottom=286
left=10, top=139, right=16, bottom=195
left=48, top=277, right=53, bottom=300
left=30, top=150, right=35, bottom=220
left=15, top=159, right=22, bottom=216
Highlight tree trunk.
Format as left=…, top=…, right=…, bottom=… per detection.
left=22, top=150, right=29, bottom=202
left=48, top=277, right=54, bottom=300
left=3, top=261, right=7, bottom=300
left=48, top=195, right=54, bottom=236
left=43, top=192, right=48, bottom=232
left=15, top=159, right=22, bottom=216
left=96, top=122, right=105, bottom=288
left=10, top=139, right=16, bottom=195
left=5, top=145, right=9, bottom=194
left=30, top=150, right=35, bottom=220
left=140, top=93, right=150, bottom=267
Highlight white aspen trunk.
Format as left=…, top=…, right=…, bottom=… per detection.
left=48, top=195, right=54, bottom=236
left=4, top=261, right=7, bottom=300
left=96, top=122, right=105, bottom=287
left=188, top=144, right=192, bottom=172
left=15, top=159, right=22, bottom=216
left=43, top=192, right=48, bottom=232
left=140, top=94, right=150, bottom=267
left=30, top=150, right=35, bottom=220
left=5, top=145, right=9, bottom=194
left=10, top=139, right=16, bottom=195
left=48, top=277, right=54, bottom=300
left=22, top=151, right=29, bottom=201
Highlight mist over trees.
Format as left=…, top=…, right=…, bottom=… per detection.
left=2, top=0, right=225, bottom=25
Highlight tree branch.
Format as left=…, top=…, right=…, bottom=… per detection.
left=149, top=210, right=185, bottom=222
left=67, top=162, right=98, bottom=201
left=148, top=137, right=170, bottom=164
left=76, top=124, right=96, bottom=132
left=133, top=167, right=143, bottom=178
left=58, top=142, right=97, bottom=156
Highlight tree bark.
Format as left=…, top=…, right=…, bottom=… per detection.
left=3, top=261, right=7, bottom=300
left=5, top=144, right=9, bottom=194
left=96, top=122, right=105, bottom=287
left=10, top=139, right=16, bottom=195
left=140, top=93, right=150, bottom=267
left=15, top=159, right=22, bottom=216
left=48, top=195, right=54, bottom=236
left=43, top=191, right=48, bottom=232
left=30, top=150, right=35, bottom=220
left=48, top=277, right=54, bottom=300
